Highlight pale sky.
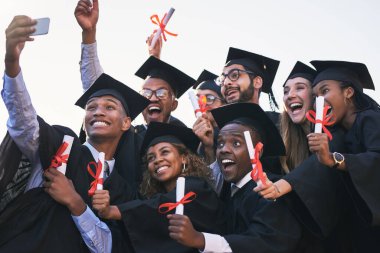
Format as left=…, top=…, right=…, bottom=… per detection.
left=1, top=0, right=379, bottom=138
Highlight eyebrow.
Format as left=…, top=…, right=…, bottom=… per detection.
left=86, top=97, right=120, bottom=106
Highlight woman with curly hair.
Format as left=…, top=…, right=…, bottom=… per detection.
left=92, top=122, right=225, bottom=253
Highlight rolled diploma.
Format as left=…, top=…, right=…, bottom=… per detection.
left=188, top=90, right=202, bottom=118
left=315, top=96, right=325, bottom=133
left=150, top=7, right=175, bottom=49
left=175, top=177, right=185, bottom=215
left=243, top=131, right=263, bottom=187
left=57, top=135, right=74, bottom=175
left=96, top=152, right=105, bottom=190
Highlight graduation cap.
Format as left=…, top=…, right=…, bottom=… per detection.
left=75, top=73, right=150, bottom=120
left=193, top=69, right=222, bottom=98
left=140, top=122, right=200, bottom=156
left=135, top=56, right=196, bottom=98
left=225, top=47, right=280, bottom=94
left=310, top=60, right=375, bottom=91
left=211, top=103, right=285, bottom=158
left=283, top=61, right=317, bottom=87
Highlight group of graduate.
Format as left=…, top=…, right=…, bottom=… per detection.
left=0, top=0, right=380, bottom=252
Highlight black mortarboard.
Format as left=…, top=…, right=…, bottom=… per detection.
left=225, top=47, right=280, bottom=94
left=310, top=60, right=375, bottom=91
left=135, top=56, right=196, bottom=98
left=192, top=69, right=222, bottom=97
left=211, top=103, right=285, bottom=157
left=140, top=122, right=200, bottom=156
left=75, top=73, right=150, bottom=120
left=283, top=61, right=317, bottom=87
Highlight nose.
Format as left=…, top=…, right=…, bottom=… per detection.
left=149, top=92, right=160, bottom=102
left=287, top=87, right=297, bottom=99
left=93, top=106, right=106, bottom=116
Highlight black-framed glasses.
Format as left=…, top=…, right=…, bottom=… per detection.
left=197, top=94, right=222, bottom=105
left=215, top=69, right=255, bottom=86
left=139, top=88, right=171, bottom=100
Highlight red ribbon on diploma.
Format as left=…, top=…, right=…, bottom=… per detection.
left=306, top=106, right=336, bottom=140
left=158, top=191, right=197, bottom=214
left=250, top=142, right=266, bottom=186
left=194, top=95, right=210, bottom=115
left=150, top=13, right=178, bottom=41
left=49, top=142, right=69, bottom=169
left=87, top=160, right=104, bottom=197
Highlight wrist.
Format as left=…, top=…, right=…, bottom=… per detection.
left=68, top=193, right=86, bottom=216
left=82, top=28, right=96, bottom=44
left=194, top=231, right=206, bottom=250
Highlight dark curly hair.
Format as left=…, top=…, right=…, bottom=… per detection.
left=139, top=143, right=213, bottom=198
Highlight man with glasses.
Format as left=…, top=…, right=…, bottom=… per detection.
left=134, top=56, right=196, bottom=139
left=192, top=70, right=225, bottom=163
left=74, top=0, right=195, bottom=139
left=217, top=47, right=280, bottom=113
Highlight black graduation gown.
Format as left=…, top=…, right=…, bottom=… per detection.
left=0, top=117, right=139, bottom=253
left=117, top=176, right=226, bottom=253
left=222, top=180, right=321, bottom=253
left=282, top=109, right=380, bottom=252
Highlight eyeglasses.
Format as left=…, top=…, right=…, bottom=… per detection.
left=197, top=94, right=223, bottom=105
left=139, top=88, right=172, bottom=100
left=215, top=69, right=255, bottom=86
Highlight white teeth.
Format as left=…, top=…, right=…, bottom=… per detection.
left=93, top=121, right=108, bottom=126
left=149, top=106, right=161, bottom=112
left=156, top=166, right=168, bottom=174
left=290, top=103, right=302, bottom=109
left=221, top=159, right=235, bottom=164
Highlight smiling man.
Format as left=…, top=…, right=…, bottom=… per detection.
left=166, top=103, right=318, bottom=253
left=0, top=15, right=149, bottom=253
left=217, top=47, right=280, bottom=111
left=75, top=0, right=194, bottom=140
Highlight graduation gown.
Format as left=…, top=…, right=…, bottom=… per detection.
left=222, top=180, right=321, bottom=253
left=0, top=117, right=140, bottom=253
left=117, top=176, right=226, bottom=253
left=283, top=109, right=380, bottom=252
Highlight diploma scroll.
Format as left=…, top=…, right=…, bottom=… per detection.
left=150, top=7, right=175, bottom=49
left=188, top=90, right=202, bottom=118
left=314, top=96, right=324, bottom=133
left=175, top=177, right=185, bottom=215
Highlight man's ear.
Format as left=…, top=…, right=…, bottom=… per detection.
left=121, top=116, right=132, bottom=131
left=171, top=99, right=178, bottom=112
left=253, top=76, right=263, bottom=90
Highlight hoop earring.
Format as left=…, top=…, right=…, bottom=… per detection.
left=182, top=162, right=187, bottom=174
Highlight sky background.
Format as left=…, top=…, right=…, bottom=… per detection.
left=1, top=0, right=379, bottom=138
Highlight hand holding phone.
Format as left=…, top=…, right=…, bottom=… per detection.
left=31, top=17, right=50, bottom=36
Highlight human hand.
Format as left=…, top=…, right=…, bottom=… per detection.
left=254, top=174, right=281, bottom=200
left=193, top=114, right=214, bottom=148
left=146, top=32, right=162, bottom=58
left=43, top=168, right=86, bottom=216
left=5, top=16, right=37, bottom=77
left=92, top=190, right=112, bottom=219
left=308, top=133, right=335, bottom=167
left=167, top=214, right=205, bottom=250
left=74, top=0, right=99, bottom=43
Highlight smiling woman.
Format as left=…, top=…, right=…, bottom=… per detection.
left=91, top=122, right=226, bottom=253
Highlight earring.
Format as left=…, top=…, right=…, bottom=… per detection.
left=182, top=162, right=187, bottom=173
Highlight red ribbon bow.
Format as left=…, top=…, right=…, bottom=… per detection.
left=49, top=142, right=69, bottom=169
left=150, top=13, right=178, bottom=42
left=306, top=106, right=336, bottom=140
left=158, top=191, right=197, bottom=214
left=194, top=95, right=210, bottom=115
left=250, top=142, right=266, bottom=186
left=87, top=160, right=104, bottom=197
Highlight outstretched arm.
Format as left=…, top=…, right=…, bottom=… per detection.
left=75, top=0, right=104, bottom=91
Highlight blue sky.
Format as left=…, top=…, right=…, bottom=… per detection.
left=1, top=0, right=379, bottom=137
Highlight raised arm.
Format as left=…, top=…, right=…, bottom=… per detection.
left=2, top=16, right=40, bottom=165
left=75, top=0, right=104, bottom=91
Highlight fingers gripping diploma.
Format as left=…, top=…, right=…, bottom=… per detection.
left=307, top=133, right=334, bottom=167
left=167, top=214, right=206, bottom=250
left=43, top=168, right=86, bottom=216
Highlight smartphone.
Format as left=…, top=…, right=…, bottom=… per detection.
left=31, top=17, right=50, bottom=36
